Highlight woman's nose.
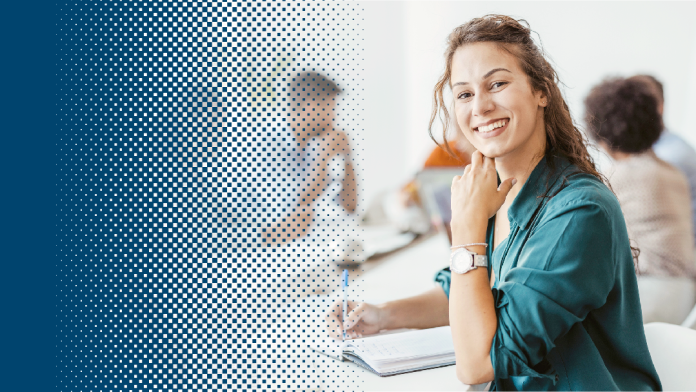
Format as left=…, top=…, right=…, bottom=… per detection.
left=472, top=92, right=495, bottom=117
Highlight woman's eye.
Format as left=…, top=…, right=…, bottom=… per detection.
left=492, top=81, right=508, bottom=89
left=457, top=92, right=472, bottom=100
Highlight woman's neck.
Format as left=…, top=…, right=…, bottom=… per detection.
left=495, top=131, right=547, bottom=205
left=495, top=111, right=548, bottom=205
left=497, top=152, right=544, bottom=204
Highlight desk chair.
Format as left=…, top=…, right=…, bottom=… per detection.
left=644, top=322, right=696, bottom=390
left=637, top=275, right=696, bottom=324
left=682, top=303, right=696, bottom=329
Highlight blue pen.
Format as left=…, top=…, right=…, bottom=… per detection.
left=341, top=269, right=349, bottom=341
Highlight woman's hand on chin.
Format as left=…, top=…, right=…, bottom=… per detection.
left=450, top=150, right=516, bottom=241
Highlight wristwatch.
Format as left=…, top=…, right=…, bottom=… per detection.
left=449, top=248, right=488, bottom=274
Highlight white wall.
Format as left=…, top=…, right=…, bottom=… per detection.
left=361, top=1, right=409, bottom=207
left=360, top=1, right=696, bottom=209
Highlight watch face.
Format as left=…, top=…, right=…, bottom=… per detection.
left=450, top=249, right=474, bottom=274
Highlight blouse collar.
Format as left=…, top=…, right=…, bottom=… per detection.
left=507, top=154, right=576, bottom=230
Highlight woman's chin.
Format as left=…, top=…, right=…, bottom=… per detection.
left=475, top=147, right=505, bottom=159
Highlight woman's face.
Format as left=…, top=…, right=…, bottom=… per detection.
left=450, top=42, right=547, bottom=160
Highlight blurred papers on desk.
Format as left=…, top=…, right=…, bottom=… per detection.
left=324, top=225, right=417, bottom=264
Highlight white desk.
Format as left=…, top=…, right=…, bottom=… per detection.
left=283, top=233, right=488, bottom=391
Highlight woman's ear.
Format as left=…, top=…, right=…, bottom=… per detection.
left=534, top=82, right=549, bottom=108
left=538, top=90, right=548, bottom=108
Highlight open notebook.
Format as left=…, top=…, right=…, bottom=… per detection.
left=311, top=326, right=456, bottom=377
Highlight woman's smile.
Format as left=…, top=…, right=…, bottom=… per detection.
left=474, top=118, right=509, bottom=139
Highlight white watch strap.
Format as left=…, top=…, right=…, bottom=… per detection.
left=473, top=255, right=488, bottom=267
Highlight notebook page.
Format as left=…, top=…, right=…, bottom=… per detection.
left=307, top=329, right=414, bottom=360
left=346, top=326, right=453, bottom=362
left=376, top=352, right=456, bottom=374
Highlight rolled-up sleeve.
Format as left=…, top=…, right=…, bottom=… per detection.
left=491, top=200, right=616, bottom=382
left=434, top=268, right=452, bottom=300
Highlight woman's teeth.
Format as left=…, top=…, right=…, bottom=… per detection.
left=477, top=119, right=508, bottom=133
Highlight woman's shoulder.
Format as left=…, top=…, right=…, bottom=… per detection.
left=542, top=166, right=621, bottom=226
left=528, top=171, right=628, bottom=257
left=553, top=164, right=615, bottom=203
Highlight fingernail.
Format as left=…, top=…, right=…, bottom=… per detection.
left=512, top=179, right=518, bottom=186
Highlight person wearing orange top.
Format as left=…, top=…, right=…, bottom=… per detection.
left=424, top=135, right=473, bottom=168
left=388, top=128, right=476, bottom=234
left=404, top=128, right=475, bottom=204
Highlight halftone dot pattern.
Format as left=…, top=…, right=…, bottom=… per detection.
left=57, top=1, right=240, bottom=390
left=57, top=1, right=365, bottom=391
left=242, top=1, right=366, bottom=390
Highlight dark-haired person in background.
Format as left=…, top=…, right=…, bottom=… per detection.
left=585, top=76, right=696, bottom=324
left=262, top=71, right=357, bottom=245
left=629, top=74, right=696, bottom=246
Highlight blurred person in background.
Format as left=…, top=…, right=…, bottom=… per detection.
left=262, top=71, right=357, bottom=245
left=585, top=76, right=696, bottom=324
left=423, top=122, right=477, bottom=168
left=629, top=74, right=696, bottom=246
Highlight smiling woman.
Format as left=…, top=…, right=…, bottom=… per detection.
left=326, top=15, right=662, bottom=391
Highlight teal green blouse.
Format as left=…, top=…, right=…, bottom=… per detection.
left=435, top=156, right=661, bottom=391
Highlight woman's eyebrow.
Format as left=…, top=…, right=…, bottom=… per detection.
left=452, top=68, right=512, bottom=88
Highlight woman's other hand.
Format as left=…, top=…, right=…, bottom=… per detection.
left=450, top=151, right=516, bottom=237
left=324, top=300, right=385, bottom=340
